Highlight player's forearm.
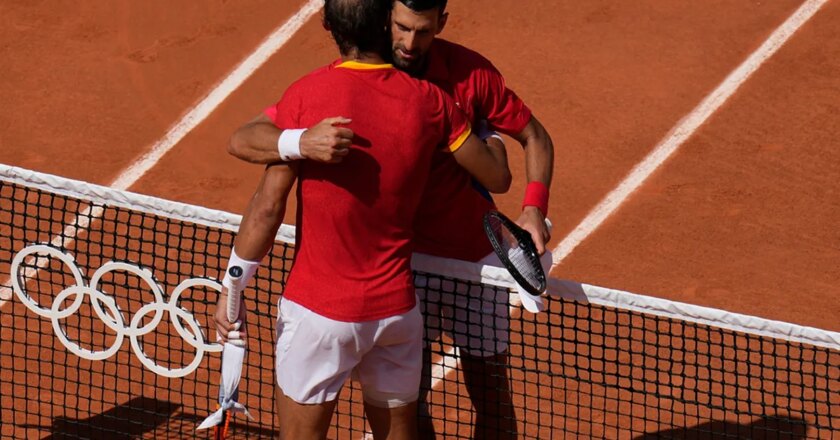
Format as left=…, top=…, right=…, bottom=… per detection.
left=228, top=122, right=284, bottom=164
left=233, top=198, right=284, bottom=260
left=230, top=116, right=354, bottom=164
left=233, top=164, right=297, bottom=259
left=233, top=194, right=286, bottom=260
left=516, top=117, right=554, bottom=186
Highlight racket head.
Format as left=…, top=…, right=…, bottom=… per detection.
left=483, top=210, right=547, bottom=295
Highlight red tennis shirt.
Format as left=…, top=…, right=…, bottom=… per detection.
left=267, top=60, right=471, bottom=322
left=413, top=39, right=533, bottom=262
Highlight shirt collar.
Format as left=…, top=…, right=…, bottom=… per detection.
left=335, top=60, right=394, bottom=71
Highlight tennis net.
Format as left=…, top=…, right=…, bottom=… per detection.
left=0, top=163, right=838, bottom=439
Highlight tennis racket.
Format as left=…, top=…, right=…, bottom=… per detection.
left=216, top=266, right=243, bottom=440
left=226, top=266, right=243, bottom=326
left=483, top=210, right=547, bottom=296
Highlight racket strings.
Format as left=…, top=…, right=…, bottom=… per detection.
left=486, top=215, right=545, bottom=292
left=506, top=242, right=543, bottom=287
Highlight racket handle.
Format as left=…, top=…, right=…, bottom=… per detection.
left=544, top=218, right=553, bottom=233
left=226, top=294, right=240, bottom=324
left=226, top=266, right=244, bottom=323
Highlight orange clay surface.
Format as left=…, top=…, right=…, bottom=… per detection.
left=3, top=0, right=835, bottom=330
left=1, top=1, right=839, bottom=437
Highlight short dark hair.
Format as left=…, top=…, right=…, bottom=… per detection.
left=397, top=0, right=447, bottom=14
left=324, top=0, right=391, bottom=56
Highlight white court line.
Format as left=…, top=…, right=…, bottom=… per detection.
left=549, top=0, right=829, bottom=270
left=0, top=0, right=323, bottom=306
left=422, top=0, right=830, bottom=417
left=111, top=0, right=322, bottom=190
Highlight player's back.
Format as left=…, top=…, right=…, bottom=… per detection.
left=267, top=60, right=469, bottom=322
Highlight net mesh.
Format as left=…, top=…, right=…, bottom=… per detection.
left=1, top=169, right=838, bottom=439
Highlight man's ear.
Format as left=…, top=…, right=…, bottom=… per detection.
left=437, top=12, right=449, bottom=34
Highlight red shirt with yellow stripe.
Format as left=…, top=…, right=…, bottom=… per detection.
left=413, top=39, right=533, bottom=262
left=267, top=60, right=471, bottom=322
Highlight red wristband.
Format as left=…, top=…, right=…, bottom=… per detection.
left=522, top=181, right=549, bottom=215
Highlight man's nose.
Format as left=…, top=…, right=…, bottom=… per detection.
left=403, top=32, right=417, bottom=52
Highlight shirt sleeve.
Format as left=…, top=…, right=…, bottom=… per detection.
left=475, top=62, right=532, bottom=136
left=438, top=90, right=472, bottom=153
left=263, top=86, right=302, bottom=128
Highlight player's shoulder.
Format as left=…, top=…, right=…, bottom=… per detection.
left=284, top=62, right=338, bottom=93
left=297, top=62, right=335, bottom=82
left=432, top=39, right=498, bottom=73
left=410, top=75, right=452, bottom=109
left=387, top=67, right=446, bottom=101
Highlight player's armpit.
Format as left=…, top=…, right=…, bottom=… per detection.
left=451, top=133, right=512, bottom=193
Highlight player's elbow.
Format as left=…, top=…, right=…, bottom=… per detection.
left=251, top=195, right=286, bottom=231
left=227, top=131, right=246, bottom=160
left=486, top=169, right=512, bottom=194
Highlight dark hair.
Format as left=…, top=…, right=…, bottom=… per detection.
left=324, top=0, right=391, bottom=55
left=397, top=0, right=447, bottom=13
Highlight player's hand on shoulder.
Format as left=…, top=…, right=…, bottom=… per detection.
left=517, top=207, right=551, bottom=255
left=300, top=117, right=354, bottom=163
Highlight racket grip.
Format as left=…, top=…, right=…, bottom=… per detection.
left=226, top=294, right=240, bottom=324
left=225, top=266, right=244, bottom=323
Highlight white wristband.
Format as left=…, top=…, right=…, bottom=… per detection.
left=222, top=249, right=261, bottom=293
left=277, top=129, right=307, bottom=161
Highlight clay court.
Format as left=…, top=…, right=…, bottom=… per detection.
left=1, top=0, right=839, bottom=438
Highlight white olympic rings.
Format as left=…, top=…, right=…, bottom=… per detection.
left=10, top=245, right=223, bottom=378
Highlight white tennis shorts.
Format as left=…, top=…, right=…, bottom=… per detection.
left=416, top=248, right=553, bottom=357
left=416, top=252, right=512, bottom=357
left=274, top=298, right=423, bottom=408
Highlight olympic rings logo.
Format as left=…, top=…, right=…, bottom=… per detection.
left=10, top=244, right=223, bottom=378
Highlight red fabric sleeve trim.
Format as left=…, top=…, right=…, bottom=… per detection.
left=263, top=105, right=279, bottom=125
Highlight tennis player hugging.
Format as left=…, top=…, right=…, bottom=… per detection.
left=213, top=0, right=516, bottom=439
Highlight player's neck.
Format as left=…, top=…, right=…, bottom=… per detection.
left=340, top=50, right=387, bottom=66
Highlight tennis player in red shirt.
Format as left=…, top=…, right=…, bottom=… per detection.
left=389, top=2, right=555, bottom=438
left=227, top=1, right=555, bottom=438
left=214, top=1, right=511, bottom=439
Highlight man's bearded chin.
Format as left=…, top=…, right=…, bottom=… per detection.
left=392, top=47, right=425, bottom=74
